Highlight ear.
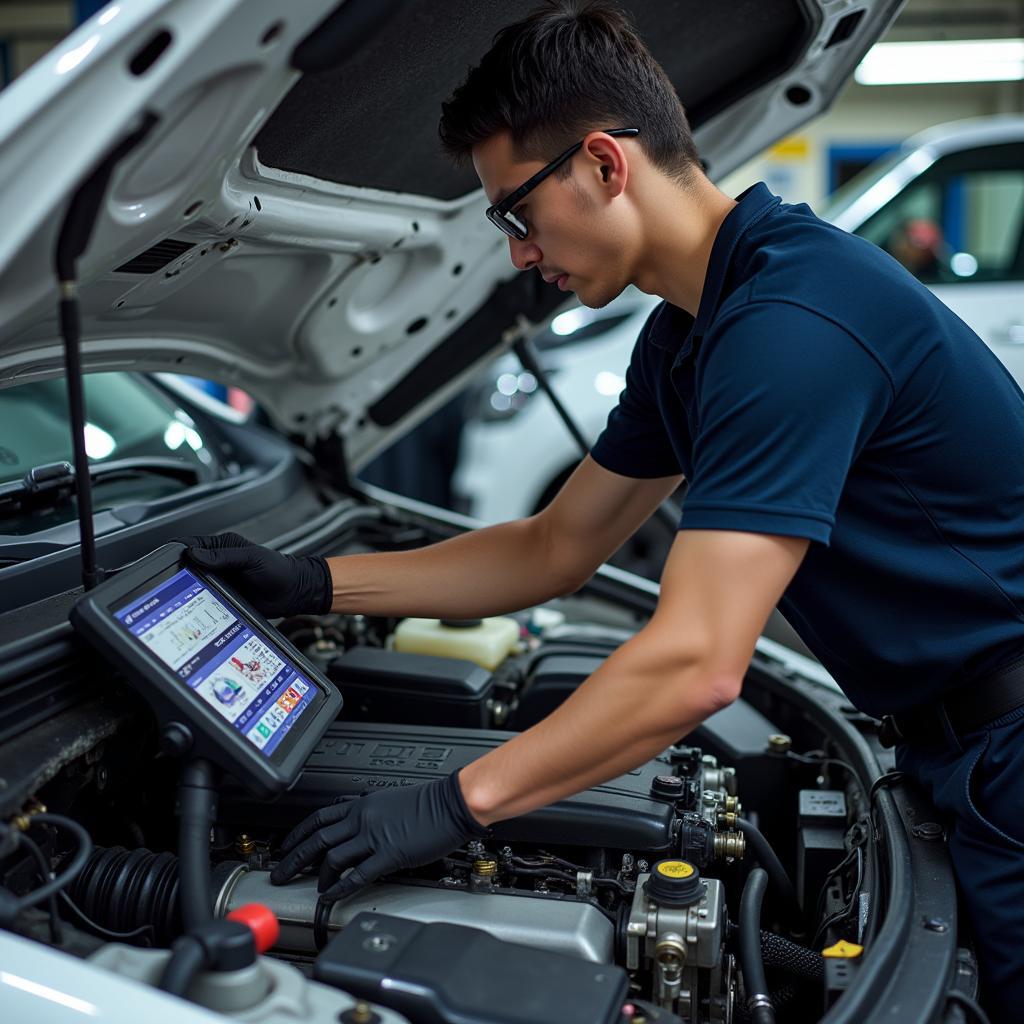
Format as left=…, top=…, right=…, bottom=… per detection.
left=581, top=131, right=630, bottom=198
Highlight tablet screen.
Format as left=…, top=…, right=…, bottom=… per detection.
left=114, top=568, right=319, bottom=757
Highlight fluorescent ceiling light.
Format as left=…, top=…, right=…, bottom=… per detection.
left=855, top=39, right=1024, bottom=85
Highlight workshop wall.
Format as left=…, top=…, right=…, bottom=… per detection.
left=719, top=79, right=1024, bottom=210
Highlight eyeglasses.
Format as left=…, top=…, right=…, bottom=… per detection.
left=485, top=128, right=640, bottom=240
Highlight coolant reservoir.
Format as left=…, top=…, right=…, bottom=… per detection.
left=393, top=616, right=520, bottom=670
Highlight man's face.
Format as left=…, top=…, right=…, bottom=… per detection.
left=472, top=131, right=632, bottom=308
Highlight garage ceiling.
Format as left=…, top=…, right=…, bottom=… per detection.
left=888, top=0, right=1024, bottom=41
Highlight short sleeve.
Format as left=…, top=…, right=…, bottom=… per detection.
left=589, top=309, right=682, bottom=479
left=679, top=301, right=893, bottom=544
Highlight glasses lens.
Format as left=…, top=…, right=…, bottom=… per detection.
left=503, top=209, right=528, bottom=239
left=488, top=207, right=526, bottom=240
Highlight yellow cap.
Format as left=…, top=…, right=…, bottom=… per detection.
left=822, top=940, right=864, bottom=959
left=655, top=860, right=695, bottom=879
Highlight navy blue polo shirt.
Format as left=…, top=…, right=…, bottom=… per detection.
left=591, top=182, right=1024, bottom=716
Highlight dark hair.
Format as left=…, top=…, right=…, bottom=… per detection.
left=439, top=1, right=700, bottom=182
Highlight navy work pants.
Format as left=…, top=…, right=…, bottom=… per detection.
left=896, top=706, right=1024, bottom=1021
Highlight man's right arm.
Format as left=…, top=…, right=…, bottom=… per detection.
left=325, top=455, right=682, bottom=619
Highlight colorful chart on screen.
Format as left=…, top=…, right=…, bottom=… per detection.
left=114, top=568, right=318, bottom=756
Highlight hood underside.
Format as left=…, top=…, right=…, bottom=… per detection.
left=0, top=0, right=903, bottom=469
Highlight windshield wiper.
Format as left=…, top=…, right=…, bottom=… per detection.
left=0, top=458, right=202, bottom=513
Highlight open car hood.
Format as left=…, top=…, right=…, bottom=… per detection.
left=0, top=0, right=903, bottom=469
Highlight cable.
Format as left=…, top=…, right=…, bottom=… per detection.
left=946, top=990, right=992, bottom=1024
left=19, top=813, right=92, bottom=909
left=9, top=829, right=62, bottom=943
left=58, top=890, right=155, bottom=944
left=738, top=868, right=776, bottom=1024
left=868, top=770, right=906, bottom=806
left=814, top=818, right=870, bottom=923
left=811, top=847, right=864, bottom=950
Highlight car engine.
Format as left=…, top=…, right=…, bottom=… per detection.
left=1, top=537, right=865, bottom=1024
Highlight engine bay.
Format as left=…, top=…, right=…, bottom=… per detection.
left=0, top=510, right=947, bottom=1024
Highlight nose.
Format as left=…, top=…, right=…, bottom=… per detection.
left=508, top=235, right=541, bottom=272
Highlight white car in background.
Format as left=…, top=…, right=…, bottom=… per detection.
left=456, top=115, right=1024, bottom=533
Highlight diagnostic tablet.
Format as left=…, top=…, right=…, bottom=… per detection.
left=70, top=542, right=342, bottom=798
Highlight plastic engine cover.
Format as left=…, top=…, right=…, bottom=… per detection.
left=314, top=911, right=629, bottom=1024
left=221, top=722, right=676, bottom=852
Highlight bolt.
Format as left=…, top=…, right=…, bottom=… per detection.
left=767, top=734, right=792, bottom=753
left=472, top=858, right=498, bottom=877
left=923, top=917, right=949, bottom=933
left=466, top=840, right=486, bottom=858
left=637, top=859, right=649, bottom=873
left=235, top=834, right=255, bottom=856
left=912, top=822, right=944, bottom=842
left=348, top=1002, right=375, bottom=1024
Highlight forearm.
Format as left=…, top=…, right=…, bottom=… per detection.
left=326, top=516, right=585, bottom=619
left=458, top=633, right=738, bottom=825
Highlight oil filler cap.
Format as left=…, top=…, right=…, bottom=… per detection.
left=646, top=859, right=703, bottom=907
left=650, top=774, right=685, bottom=800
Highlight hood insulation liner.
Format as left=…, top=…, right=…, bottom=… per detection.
left=255, top=0, right=814, bottom=200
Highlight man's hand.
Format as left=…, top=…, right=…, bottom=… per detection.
left=177, top=532, right=332, bottom=619
left=269, top=772, right=487, bottom=901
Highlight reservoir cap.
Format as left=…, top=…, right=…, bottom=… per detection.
left=646, top=859, right=703, bottom=907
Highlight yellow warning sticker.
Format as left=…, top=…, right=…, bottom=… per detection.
left=656, top=860, right=695, bottom=879
left=822, top=940, right=864, bottom=959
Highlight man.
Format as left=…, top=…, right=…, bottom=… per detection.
left=186, top=2, right=1024, bottom=1015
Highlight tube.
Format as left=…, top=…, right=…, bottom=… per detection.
left=735, top=817, right=799, bottom=918
left=739, top=868, right=776, bottom=1024
left=177, top=759, right=218, bottom=933
left=158, top=935, right=206, bottom=996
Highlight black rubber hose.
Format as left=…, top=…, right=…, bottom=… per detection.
left=158, top=934, right=206, bottom=996
left=736, top=818, right=799, bottom=917
left=739, top=868, right=776, bottom=1024
left=177, top=759, right=218, bottom=933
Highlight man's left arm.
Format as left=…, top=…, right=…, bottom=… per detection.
left=459, top=527, right=809, bottom=823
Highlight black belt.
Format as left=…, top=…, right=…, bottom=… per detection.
left=879, top=654, right=1024, bottom=748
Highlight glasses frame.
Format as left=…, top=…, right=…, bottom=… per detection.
left=485, top=127, right=640, bottom=240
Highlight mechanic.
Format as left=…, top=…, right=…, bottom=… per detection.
left=184, top=2, right=1024, bottom=1016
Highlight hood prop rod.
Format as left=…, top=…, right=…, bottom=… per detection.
left=53, top=113, right=158, bottom=591
left=509, top=319, right=682, bottom=532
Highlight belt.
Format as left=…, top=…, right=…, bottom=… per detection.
left=879, top=654, right=1024, bottom=748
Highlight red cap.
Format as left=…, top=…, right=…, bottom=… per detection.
left=227, top=903, right=280, bottom=954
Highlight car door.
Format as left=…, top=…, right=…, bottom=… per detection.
left=853, top=141, right=1024, bottom=385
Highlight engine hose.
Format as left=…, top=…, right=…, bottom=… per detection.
left=760, top=930, right=824, bottom=981
left=735, top=818, right=799, bottom=920
left=70, top=846, right=181, bottom=946
left=158, top=934, right=206, bottom=996
left=739, top=868, right=776, bottom=1024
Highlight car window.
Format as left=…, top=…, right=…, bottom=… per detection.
left=854, top=142, right=1024, bottom=285
left=0, top=373, right=222, bottom=535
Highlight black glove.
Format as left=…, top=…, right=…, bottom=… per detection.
left=269, top=771, right=488, bottom=902
left=177, top=532, right=332, bottom=619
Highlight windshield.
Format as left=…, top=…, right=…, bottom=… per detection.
left=0, top=373, right=223, bottom=535
left=820, top=147, right=909, bottom=221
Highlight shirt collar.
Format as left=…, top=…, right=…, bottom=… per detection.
left=647, top=181, right=781, bottom=355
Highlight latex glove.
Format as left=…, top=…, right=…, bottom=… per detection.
left=269, top=771, right=488, bottom=901
left=177, top=532, right=332, bottom=619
